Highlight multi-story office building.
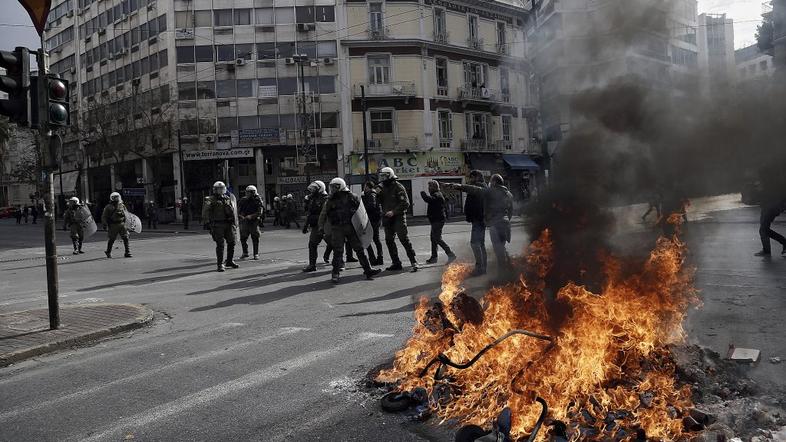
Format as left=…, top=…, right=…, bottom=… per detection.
left=529, top=0, right=700, bottom=149
left=41, top=0, right=539, bottom=218
left=697, top=13, right=736, bottom=95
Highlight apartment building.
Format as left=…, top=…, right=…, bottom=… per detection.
left=529, top=0, right=701, bottom=149
left=40, top=0, right=539, bottom=218
left=342, top=0, right=540, bottom=214
left=697, top=13, right=736, bottom=95
left=735, top=43, right=775, bottom=87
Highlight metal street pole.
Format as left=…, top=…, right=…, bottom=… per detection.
left=296, top=56, right=311, bottom=184
left=177, top=128, right=185, bottom=199
left=361, top=85, right=369, bottom=182
left=58, top=141, right=63, bottom=223
left=37, top=41, right=59, bottom=329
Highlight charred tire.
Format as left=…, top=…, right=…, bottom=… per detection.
left=380, top=391, right=413, bottom=412
left=454, top=425, right=490, bottom=442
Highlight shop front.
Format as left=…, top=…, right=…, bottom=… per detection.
left=183, top=147, right=256, bottom=220
left=348, top=152, right=467, bottom=217
left=262, top=146, right=338, bottom=213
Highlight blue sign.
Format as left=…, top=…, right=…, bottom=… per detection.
left=237, top=128, right=279, bottom=144
left=122, top=188, right=145, bottom=197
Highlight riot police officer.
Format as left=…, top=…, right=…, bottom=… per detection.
left=202, top=181, right=240, bottom=272
left=64, top=197, right=85, bottom=255
left=302, top=180, right=330, bottom=272
left=318, top=178, right=381, bottom=283
left=239, top=185, right=264, bottom=260
left=376, top=167, right=419, bottom=272
left=101, top=192, right=132, bottom=258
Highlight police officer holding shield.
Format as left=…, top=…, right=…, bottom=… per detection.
left=203, top=181, right=240, bottom=272
left=64, top=197, right=85, bottom=255
left=101, top=192, right=132, bottom=258
left=239, top=185, right=264, bottom=260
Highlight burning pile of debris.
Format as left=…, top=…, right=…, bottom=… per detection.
left=371, top=229, right=786, bottom=441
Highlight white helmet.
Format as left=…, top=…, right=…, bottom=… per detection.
left=308, top=180, right=327, bottom=195
left=69, top=197, right=80, bottom=205
left=213, top=181, right=227, bottom=195
left=379, top=167, right=397, bottom=182
left=329, top=177, right=348, bottom=194
left=246, top=185, right=258, bottom=195
left=287, top=193, right=293, bottom=199
left=274, top=196, right=280, bottom=201
left=110, top=192, right=122, bottom=202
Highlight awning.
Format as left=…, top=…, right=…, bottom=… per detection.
left=503, top=154, right=540, bottom=172
left=53, top=171, right=80, bottom=195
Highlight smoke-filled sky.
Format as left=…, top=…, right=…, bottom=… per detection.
left=0, top=1, right=767, bottom=51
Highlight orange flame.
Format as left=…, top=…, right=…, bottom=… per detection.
left=377, top=229, right=699, bottom=440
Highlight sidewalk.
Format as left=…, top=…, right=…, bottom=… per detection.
left=0, top=304, right=153, bottom=367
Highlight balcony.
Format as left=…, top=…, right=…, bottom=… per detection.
left=467, top=37, right=484, bottom=51
left=460, top=138, right=489, bottom=152
left=496, top=42, right=509, bottom=55
left=361, top=135, right=419, bottom=152
left=357, top=81, right=417, bottom=100
left=368, top=26, right=390, bottom=40
left=434, top=31, right=449, bottom=44
left=458, top=86, right=499, bottom=107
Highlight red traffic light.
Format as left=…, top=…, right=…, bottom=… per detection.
left=48, top=78, right=67, bottom=100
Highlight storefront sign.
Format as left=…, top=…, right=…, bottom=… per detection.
left=349, top=152, right=466, bottom=179
left=425, top=0, right=514, bottom=24
left=232, top=128, right=280, bottom=147
left=277, top=174, right=335, bottom=185
left=122, top=188, right=145, bottom=197
left=183, top=148, right=254, bottom=161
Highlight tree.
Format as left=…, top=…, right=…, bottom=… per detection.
left=757, top=9, right=775, bottom=55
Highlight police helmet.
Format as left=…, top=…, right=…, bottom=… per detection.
left=379, top=167, right=397, bottom=182
left=213, top=181, right=227, bottom=195
left=329, top=177, right=348, bottom=194
left=246, top=185, right=258, bottom=195
left=110, top=192, right=122, bottom=202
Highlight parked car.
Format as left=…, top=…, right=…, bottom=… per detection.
left=0, top=206, right=17, bottom=219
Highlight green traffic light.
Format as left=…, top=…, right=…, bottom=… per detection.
left=49, top=103, right=68, bottom=124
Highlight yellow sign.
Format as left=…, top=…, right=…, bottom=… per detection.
left=18, top=0, right=52, bottom=35
left=350, top=152, right=466, bottom=178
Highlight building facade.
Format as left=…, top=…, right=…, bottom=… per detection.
left=38, top=0, right=539, bottom=219
left=697, top=13, right=736, bottom=95
left=735, top=43, right=775, bottom=87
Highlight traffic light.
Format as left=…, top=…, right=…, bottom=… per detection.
left=0, top=47, right=31, bottom=125
left=30, top=73, right=70, bottom=128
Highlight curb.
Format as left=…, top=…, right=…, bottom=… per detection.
left=0, top=304, right=154, bottom=367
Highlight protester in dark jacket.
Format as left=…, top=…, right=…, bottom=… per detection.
left=421, top=180, right=456, bottom=264
left=755, top=165, right=786, bottom=257
left=460, top=170, right=487, bottom=275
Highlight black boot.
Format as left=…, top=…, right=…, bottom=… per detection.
left=123, top=238, right=132, bottom=258
left=252, top=240, right=259, bottom=260
left=240, top=242, right=249, bottom=259
left=216, top=245, right=225, bottom=272
left=105, top=239, right=114, bottom=258
left=225, top=244, right=239, bottom=269
left=72, top=239, right=80, bottom=255
left=78, top=240, right=84, bottom=254
left=359, top=251, right=381, bottom=280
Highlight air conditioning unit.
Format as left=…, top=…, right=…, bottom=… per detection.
left=66, top=10, right=74, bottom=17
left=69, top=67, right=76, bottom=74
left=285, top=58, right=296, bottom=65
left=297, top=23, right=314, bottom=32
left=323, top=57, right=334, bottom=65
left=147, top=2, right=156, bottom=10
left=235, top=58, right=246, bottom=66
left=77, top=8, right=85, bottom=15
left=98, top=28, right=106, bottom=35
left=204, top=135, right=215, bottom=143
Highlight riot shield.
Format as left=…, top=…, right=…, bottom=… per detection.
left=229, top=193, right=241, bottom=243
left=75, top=205, right=98, bottom=238
left=352, top=199, right=373, bottom=249
left=124, top=211, right=143, bottom=234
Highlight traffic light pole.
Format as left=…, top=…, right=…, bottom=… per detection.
left=37, top=44, right=60, bottom=330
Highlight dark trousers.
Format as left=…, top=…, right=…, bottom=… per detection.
left=384, top=216, right=416, bottom=265
left=760, top=205, right=786, bottom=253
left=308, top=228, right=331, bottom=267
left=366, top=221, right=383, bottom=262
left=429, top=221, right=453, bottom=258
left=330, top=225, right=373, bottom=274
left=240, top=220, right=261, bottom=255
left=489, top=222, right=511, bottom=272
left=470, top=221, right=487, bottom=270
left=211, top=222, right=237, bottom=266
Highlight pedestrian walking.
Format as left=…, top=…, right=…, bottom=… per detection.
left=238, top=185, right=264, bottom=260
left=101, top=192, right=132, bottom=258
left=181, top=197, right=190, bottom=230
left=755, top=167, right=786, bottom=257
left=302, top=180, right=332, bottom=272
left=31, top=205, right=38, bottom=224
left=421, top=180, right=456, bottom=264
left=285, top=194, right=300, bottom=229
left=318, top=178, right=380, bottom=283
left=641, top=189, right=662, bottom=221
left=202, top=181, right=240, bottom=272
left=375, top=167, right=419, bottom=272
left=362, top=181, right=384, bottom=265
left=14, top=206, right=22, bottom=224
left=457, top=170, right=487, bottom=275
left=447, top=173, right=512, bottom=277
left=146, top=201, right=158, bottom=229
left=22, top=206, right=29, bottom=223
left=64, top=197, right=85, bottom=255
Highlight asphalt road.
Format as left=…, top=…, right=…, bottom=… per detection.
left=0, top=200, right=784, bottom=441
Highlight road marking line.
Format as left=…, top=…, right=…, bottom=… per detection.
left=75, top=332, right=385, bottom=442
left=0, top=322, right=247, bottom=386
left=0, top=327, right=310, bottom=421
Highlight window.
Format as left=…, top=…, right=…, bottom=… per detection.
left=296, top=6, right=314, bottom=23
left=317, top=41, right=337, bottom=58
left=175, top=11, right=193, bottom=28
left=321, top=112, right=338, bottom=128
left=159, top=14, right=167, bottom=32
left=496, top=22, right=506, bottom=47
left=257, top=42, right=276, bottom=59
left=501, top=115, right=512, bottom=142
left=368, top=55, right=390, bottom=84
left=299, top=41, right=317, bottom=59
left=194, top=45, right=213, bottom=62
left=304, top=76, right=336, bottom=94
left=500, top=68, right=510, bottom=102
left=278, top=42, right=296, bottom=58
left=259, top=114, right=279, bottom=128
left=370, top=110, right=393, bottom=134
left=218, top=117, right=237, bottom=133
left=236, top=44, right=254, bottom=60
left=434, top=8, right=446, bottom=37
left=180, top=119, right=199, bottom=135
left=196, top=81, right=215, bottom=99
left=238, top=116, right=258, bottom=129
left=178, top=82, right=196, bottom=100
left=463, top=61, right=487, bottom=87
left=760, top=60, right=769, bottom=71
left=436, top=57, right=448, bottom=96
left=159, top=49, right=168, bottom=67
left=369, top=3, right=383, bottom=31
left=216, top=80, right=237, bottom=98
left=176, top=46, right=194, bottom=63
left=216, top=45, right=235, bottom=61
left=278, top=77, right=298, bottom=95
left=195, top=10, right=211, bottom=27
left=214, top=9, right=233, bottom=26
left=255, top=8, right=274, bottom=24
left=237, top=79, right=255, bottom=97
left=46, top=26, right=74, bottom=50
left=316, top=6, right=335, bottom=22
left=234, top=9, right=251, bottom=25
left=438, top=111, right=452, bottom=147
left=280, top=114, right=297, bottom=129
left=468, top=15, right=479, bottom=41
left=275, top=7, right=295, bottom=24
left=466, top=113, right=487, bottom=140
